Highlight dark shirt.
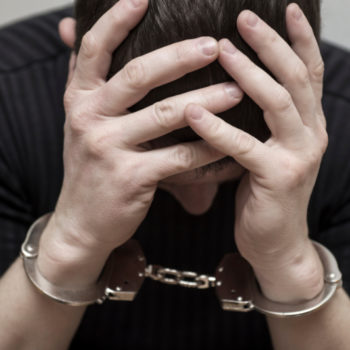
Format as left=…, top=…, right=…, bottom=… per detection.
left=0, top=8, right=350, bottom=350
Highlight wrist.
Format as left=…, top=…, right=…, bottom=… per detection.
left=250, top=239, right=324, bottom=304
left=37, top=214, right=113, bottom=289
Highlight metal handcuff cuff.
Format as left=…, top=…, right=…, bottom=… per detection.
left=21, top=213, right=343, bottom=318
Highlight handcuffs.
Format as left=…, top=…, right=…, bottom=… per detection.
left=21, top=213, right=343, bottom=318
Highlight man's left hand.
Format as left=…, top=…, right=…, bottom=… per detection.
left=185, top=3, right=328, bottom=303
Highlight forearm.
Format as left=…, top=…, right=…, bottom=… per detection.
left=0, top=215, right=112, bottom=350
left=252, top=238, right=325, bottom=304
left=250, top=240, right=350, bottom=349
left=267, top=288, right=350, bottom=350
left=0, top=258, right=86, bottom=350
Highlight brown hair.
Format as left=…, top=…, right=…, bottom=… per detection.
left=74, top=0, right=320, bottom=142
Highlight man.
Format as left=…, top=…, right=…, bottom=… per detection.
left=0, top=0, right=350, bottom=349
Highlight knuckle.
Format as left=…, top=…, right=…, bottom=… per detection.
left=274, top=89, right=293, bottom=114
left=281, top=159, right=307, bottom=189
left=306, top=148, right=322, bottom=169
left=123, top=59, right=146, bottom=89
left=174, top=43, right=193, bottom=69
left=109, top=6, right=124, bottom=25
left=65, top=95, right=98, bottom=135
left=207, top=117, right=223, bottom=138
left=84, top=130, right=110, bottom=158
left=63, top=90, right=75, bottom=109
left=199, top=91, right=213, bottom=109
left=172, top=145, right=195, bottom=170
left=153, top=100, right=178, bottom=129
left=291, top=166, right=308, bottom=188
left=175, top=44, right=186, bottom=64
left=269, top=32, right=280, bottom=46
left=291, top=63, right=310, bottom=87
left=232, top=132, right=255, bottom=156
left=68, top=109, right=91, bottom=135
left=318, top=127, right=329, bottom=153
left=281, top=153, right=321, bottom=191
left=80, top=31, right=99, bottom=59
left=311, top=59, right=325, bottom=81
left=118, top=160, right=141, bottom=185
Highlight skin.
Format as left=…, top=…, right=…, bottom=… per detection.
left=46, top=0, right=326, bottom=303
left=1, top=1, right=350, bottom=350
left=186, top=5, right=329, bottom=302
left=38, top=0, right=244, bottom=288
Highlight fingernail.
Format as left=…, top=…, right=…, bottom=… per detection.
left=293, top=6, right=303, bottom=20
left=188, top=105, right=203, bottom=120
left=130, top=0, right=142, bottom=7
left=222, top=39, right=237, bottom=55
left=246, top=12, right=259, bottom=27
left=225, top=83, right=242, bottom=99
left=198, top=38, right=218, bottom=56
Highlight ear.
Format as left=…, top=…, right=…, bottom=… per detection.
left=59, top=17, right=76, bottom=49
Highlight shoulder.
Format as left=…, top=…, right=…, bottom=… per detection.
left=0, top=7, right=72, bottom=144
left=321, top=43, right=350, bottom=149
left=320, top=42, right=350, bottom=144
left=309, top=43, right=350, bottom=233
left=321, top=42, right=350, bottom=104
left=0, top=9, right=72, bottom=216
left=0, top=6, right=73, bottom=74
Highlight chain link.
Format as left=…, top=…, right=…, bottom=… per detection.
left=144, top=265, right=216, bottom=289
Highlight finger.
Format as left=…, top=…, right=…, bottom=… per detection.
left=66, top=53, right=77, bottom=88
left=185, top=104, right=269, bottom=175
left=143, top=139, right=225, bottom=182
left=219, top=39, right=304, bottom=142
left=236, top=10, right=317, bottom=127
left=58, top=17, right=76, bottom=49
left=117, top=82, right=243, bottom=145
left=73, top=0, right=148, bottom=89
left=98, top=37, right=219, bottom=115
left=286, top=3, right=324, bottom=109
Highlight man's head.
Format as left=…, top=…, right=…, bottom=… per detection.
left=73, top=0, right=321, bottom=214
left=74, top=0, right=320, bottom=143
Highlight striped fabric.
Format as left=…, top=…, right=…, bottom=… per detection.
left=0, top=7, right=350, bottom=349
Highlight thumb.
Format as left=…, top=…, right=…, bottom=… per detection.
left=59, top=17, right=76, bottom=49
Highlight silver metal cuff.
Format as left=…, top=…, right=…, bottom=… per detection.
left=21, top=213, right=343, bottom=317
left=215, top=241, right=343, bottom=318
left=21, top=213, right=146, bottom=306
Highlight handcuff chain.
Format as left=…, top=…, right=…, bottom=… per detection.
left=21, top=215, right=343, bottom=317
left=144, top=264, right=217, bottom=289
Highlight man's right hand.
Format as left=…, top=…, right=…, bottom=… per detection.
left=36, top=0, right=243, bottom=288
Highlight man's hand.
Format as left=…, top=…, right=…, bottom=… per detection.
left=37, top=0, right=243, bottom=288
left=185, top=4, right=327, bottom=303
